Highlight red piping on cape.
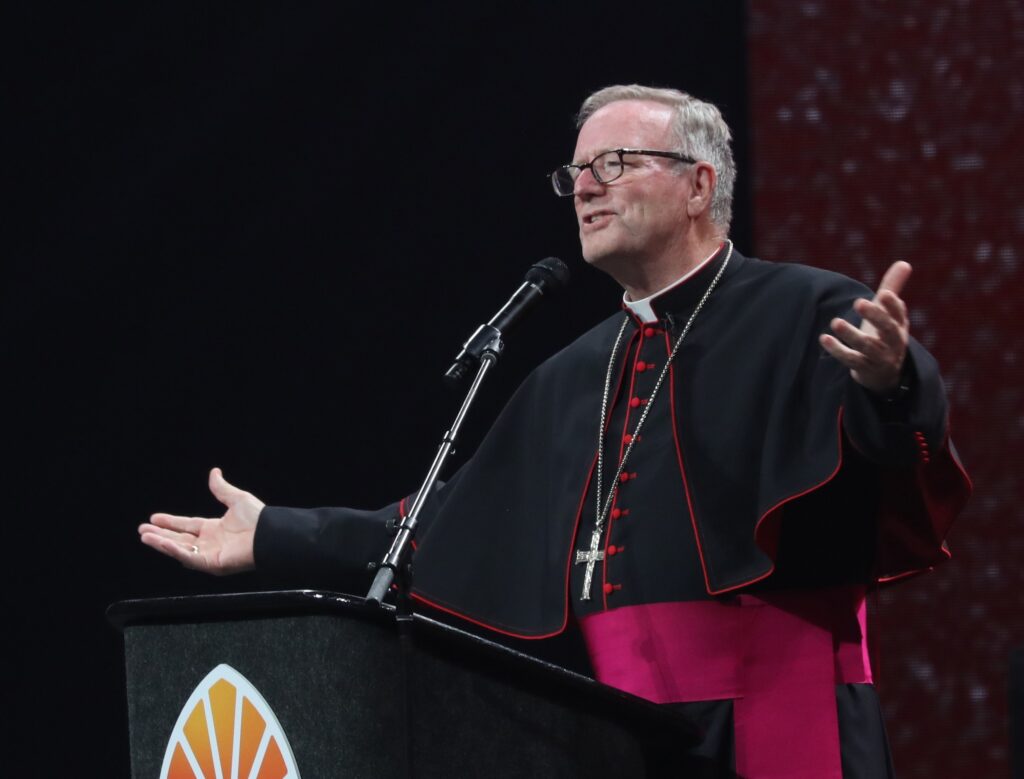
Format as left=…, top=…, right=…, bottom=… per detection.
left=666, top=328, right=717, bottom=595
left=410, top=425, right=606, bottom=638
left=705, top=408, right=850, bottom=596
left=409, top=399, right=837, bottom=629
left=409, top=357, right=970, bottom=637
left=408, top=438, right=606, bottom=639
left=408, top=591, right=567, bottom=640
left=874, top=426, right=972, bottom=584
left=706, top=404, right=972, bottom=595
left=409, top=326, right=636, bottom=640
left=876, top=566, right=947, bottom=585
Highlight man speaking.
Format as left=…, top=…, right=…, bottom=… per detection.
left=140, top=85, right=971, bottom=777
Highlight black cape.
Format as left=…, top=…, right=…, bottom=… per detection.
left=255, top=249, right=971, bottom=640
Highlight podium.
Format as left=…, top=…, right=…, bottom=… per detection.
left=109, top=590, right=700, bottom=778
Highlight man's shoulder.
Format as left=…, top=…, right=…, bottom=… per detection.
left=727, top=254, right=875, bottom=323
left=517, top=310, right=626, bottom=388
left=545, top=310, right=625, bottom=363
left=735, top=252, right=871, bottom=297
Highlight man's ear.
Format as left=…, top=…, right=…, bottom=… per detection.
left=686, top=162, right=717, bottom=219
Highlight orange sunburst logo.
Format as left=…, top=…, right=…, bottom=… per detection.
left=159, top=664, right=300, bottom=779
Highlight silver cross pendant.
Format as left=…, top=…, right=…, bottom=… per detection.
left=574, top=528, right=606, bottom=601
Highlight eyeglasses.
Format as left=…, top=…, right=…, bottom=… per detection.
left=550, top=148, right=697, bottom=197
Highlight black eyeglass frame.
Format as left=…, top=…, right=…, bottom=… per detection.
left=550, top=147, right=698, bottom=197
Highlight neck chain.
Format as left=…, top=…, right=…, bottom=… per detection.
left=575, top=240, right=733, bottom=601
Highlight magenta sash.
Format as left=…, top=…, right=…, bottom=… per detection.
left=578, top=587, right=871, bottom=779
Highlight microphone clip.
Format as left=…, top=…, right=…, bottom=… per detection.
left=444, top=324, right=504, bottom=385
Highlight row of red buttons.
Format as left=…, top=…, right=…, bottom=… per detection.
left=914, top=431, right=930, bottom=463
left=604, top=326, right=662, bottom=599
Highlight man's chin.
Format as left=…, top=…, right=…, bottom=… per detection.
left=581, top=251, right=611, bottom=270
left=580, top=247, right=629, bottom=280
left=580, top=238, right=614, bottom=268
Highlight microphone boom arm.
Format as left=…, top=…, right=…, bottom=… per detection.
left=366, top=256, right=567, bottom=603
left=366, top=329, right=503, bottom=604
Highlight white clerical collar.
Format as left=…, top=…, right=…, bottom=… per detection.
left=622, top=245, right=724, bottom=324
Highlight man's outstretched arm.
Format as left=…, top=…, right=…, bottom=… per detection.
left=138, top=468, right=420, bottom=590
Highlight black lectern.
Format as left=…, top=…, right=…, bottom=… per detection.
left=109, top=591, right=698, bottom=778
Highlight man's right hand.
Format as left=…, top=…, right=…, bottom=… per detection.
left=138, top=467, right=264, bottom=575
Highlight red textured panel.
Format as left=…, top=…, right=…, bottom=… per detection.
left=749, top=1, right=1024, bottom=775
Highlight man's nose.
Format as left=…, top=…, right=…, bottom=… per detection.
left=573, top=166, right=603, bottom=197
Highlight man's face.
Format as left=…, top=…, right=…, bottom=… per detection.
left=573, top=100, right=693, bottom=275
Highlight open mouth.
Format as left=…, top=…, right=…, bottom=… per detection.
left=583, top=212, right=614, bottom=226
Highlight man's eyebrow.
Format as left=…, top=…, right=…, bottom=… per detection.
left=572, top=147, right=617, bottom=165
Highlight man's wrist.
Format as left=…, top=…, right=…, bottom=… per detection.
left=865, top=358, right=915, bottom=419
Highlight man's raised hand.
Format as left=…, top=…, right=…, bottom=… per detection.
left=138, top=467, right=264, bottom=575
left=819, top=261, right=912, bottom=395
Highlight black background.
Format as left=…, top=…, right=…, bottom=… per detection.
left=5, top=3, right=750, bottom=773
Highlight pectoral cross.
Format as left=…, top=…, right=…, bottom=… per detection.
left=575, top=528, right=606, bottom=601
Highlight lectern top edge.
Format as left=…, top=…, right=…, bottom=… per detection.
left=106, top=588, right=389, bottom=629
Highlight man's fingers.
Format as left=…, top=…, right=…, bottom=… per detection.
left=819, top=333, right=871, bottom=371
left=138, top=522, right=195, bottom=546
left=147, top=512, right=206, bottom=535
left=876, top=261, right=912, bottom=298
left=139, top=527, right=190, bottom=547
left=829, top=317, right=881, bottom=357
left=209, top=467, right=245, bottom=508
left=875, top=290, right=908, bottom=327
left=853, top=300, right=902, bottom=342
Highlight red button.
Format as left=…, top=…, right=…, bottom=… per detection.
left=629, top=397, right=642, bottom=408
left=603, top=582, right=614, bottom=594
left=610, top=508, right=622, bottom=520
left=636, top=361, right=647, bottom=372
left=607, top=545, right=618, bottom=556
left=623, top=434, right=633, bottom=444
left=644, top=327, right=656, bottom=338
left=619, top=472, right=634, bottom=483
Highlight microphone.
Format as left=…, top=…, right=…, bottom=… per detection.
left=444, top=257, right=570, bottom=384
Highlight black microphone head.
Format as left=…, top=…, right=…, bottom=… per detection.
left=525, top=256, right=570, bottom=291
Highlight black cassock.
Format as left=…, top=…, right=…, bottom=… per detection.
left=255, top=247, right=970, bottom=777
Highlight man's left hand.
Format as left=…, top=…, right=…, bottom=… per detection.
left=819, top=261, right=912, bottom=395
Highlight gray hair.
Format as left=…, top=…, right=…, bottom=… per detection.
left=577, top=85, right=736, bottom=230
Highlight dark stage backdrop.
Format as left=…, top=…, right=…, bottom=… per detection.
left=4, top=3, right=752, bottom=775
left=6, top=1, right=1014, bottom=775
left=749, top=1, right=1024, bottom=775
